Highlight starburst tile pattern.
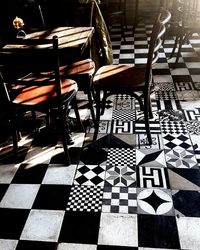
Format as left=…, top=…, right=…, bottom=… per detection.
left=105, top=165, right=136, bottom=187
left=137, top=188, right=174, bottom=215
left=165, top=149, right=198, bottom=169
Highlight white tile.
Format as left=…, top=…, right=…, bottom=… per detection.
left=153, top=63, right=169, bottom=69
left=0, top=164, right=19, bottom=184
left=134, top=58, right=147, bottom=64
left=98, top=213, right=138, bottom=247
left=185, top=62, right=200, bottom=68
left=191, top=75, right=200, bottom=82
left=176, top=217, right=200, bottom=250
left=119, top=54, right=134, bottom=59
left=170, top=68, right=190, bottom=75
left=134, top=49, right=148, bottom=54
left=0, top=239, right=18, bottom=250
left=0, top=184, right=40, bottom=209
left=42, top=164, right=77, bottom=185
left=20, top=209, right=64, bottom=242
left=153, top=75, right=173, bottom=83
left=57, top=243, right=97, bottom=250
left=120, top=45, right=134, bottom=50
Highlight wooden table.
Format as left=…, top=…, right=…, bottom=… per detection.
left=4, top=26, right=94, bottom=62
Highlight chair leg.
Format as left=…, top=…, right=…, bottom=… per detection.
left=58, top=105, right=71, bottom=166
left=144, top=97, right=152, bottom=145
left=169, top=35, right=179, bottom=59
left=72, top=97, right=85, bottom=132
left=93, top=90, right=101, bottom=141
left=86, top=80, right=96, bottom=124
left=100, top=91, right=108, bottom=116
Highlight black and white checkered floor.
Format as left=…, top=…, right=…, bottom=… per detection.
left=1, top=21, right=200, bottom=249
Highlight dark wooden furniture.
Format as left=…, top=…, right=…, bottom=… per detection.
left=0, top=36, right=83, bottom=165
left=92, top=9, right=171, bottom=145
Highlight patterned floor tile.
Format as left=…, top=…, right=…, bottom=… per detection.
left=165, top=149, right=198, bottom=169
left=112, top=120, right=135, bottom=134
left=174, top=81, right=195, bottom=91
left=102, top=186, right=137, bottom=214
left=107, top=148, right=136, bottom=167
left=136, top=134, right=164, bottom=149
left=155, top=91, right=178, bottom=100
left=113, top=94, right=135, bottom=110
left=105, top=165, right=136, bottom=187
left=163, top=134, right=193, bottom=151
left=168, top=168, right=200, bottom=190
left=154, top=82, right=175, bottom=91
left=74, top=165, right=106, bottom=186
left=137, top=167, right=169, bottom=189
left=137, top=188, right=174, bottom=215
left=160, top=121, right=187, bottom=134
left=66, top=185, right=103, bottom=212
left=135, top=121, right=161, bottom=134
left=172, top=190, right=200, bottom=217
left=186, top=120, right=200, bottom=135
left=159, top=109, right=185, bottom=122
left=112, top=110, right=136, bottom=121
left=136, top=149, right=166, bottom=168
left=176, top=90, right=200, bottom=100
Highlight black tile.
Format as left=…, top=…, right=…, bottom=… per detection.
left=97, top=246, right=137, bottom=249
left=32, top=184, right=71, bottom=210
left=80, top=145, right=107, bottom=165
left=172, top=75, right=193, bottom=82
left=138, top=214, right=180, bottom=249
left=50, top=147, right=81, bottom=164
left=59, top=211, right=100, bottom=244
left=0, top=184, right=9, bottom=202
left=0, top=208, right=29, bottom=239
left=12, top=163, right=48, bottom=184
left=16, top=240, right=57, bottom=250
left=173, top=190, right=200, bottom=217
left=152, top=69, right=171, bottom=75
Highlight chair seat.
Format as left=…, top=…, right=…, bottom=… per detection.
left=13, top=79, right=77, bottom=106
left=62, top=59, right=95, bottom=76
left=93, top=65, right=146, bottom=91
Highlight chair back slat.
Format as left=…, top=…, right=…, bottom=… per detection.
left=0, top=36, right=64, bottom=102
left=145, top=9, right=171, bottom=88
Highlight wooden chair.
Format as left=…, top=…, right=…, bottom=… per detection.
left=55, top=1, right=96, bottom=124
left=92, top=8, right=171, bottom=145
left=0, top=36, right=82, bottom=165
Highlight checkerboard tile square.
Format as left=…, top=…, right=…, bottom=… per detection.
left=102, top=186, right=137, bottom=214
left=66, top=185, right=103, bottom=212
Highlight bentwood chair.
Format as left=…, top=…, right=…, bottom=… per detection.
left=0, top=36, right=81, bottom=165
left=168, top=0, right=200, bottom=66
left=92, top=9, right=171, bottom=145
left=57, top=1, right=96, bottom=124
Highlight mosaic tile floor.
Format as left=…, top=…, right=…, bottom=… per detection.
left=1, top=21, right=200, bottom=249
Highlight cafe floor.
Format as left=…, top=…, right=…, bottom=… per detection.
left=1, top=21, right=200, bottom=250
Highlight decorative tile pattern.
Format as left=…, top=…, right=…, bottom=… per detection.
left=163, top=134, right=193, bottom=151
left=137, top=188, right=173, bottom=215
left=102, top=186, right=137, bottom=214
left=160, top=121, right=187, bottom=134
left=112, top=110, right=136, bottom=121
left=74, top=165, right=105, bottom=186
left=136, top=149, right=166, bottom=168
left=105, top=165, right=136, bottom=187
left=66, top=185, right=103, bottom=212
left=186, top=120, right=200, bottom=134
left=106, top=148, right=136, bottom=167
left=165, top=149, right=198, bottom=169
left=137, top=166, right=169, bottom=189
